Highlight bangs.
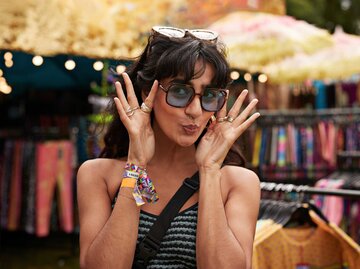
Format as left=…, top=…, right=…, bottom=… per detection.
left=153, top=38, right=230, bottom=88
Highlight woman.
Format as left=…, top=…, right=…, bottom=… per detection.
left=77, top=26, right=261, bottom=269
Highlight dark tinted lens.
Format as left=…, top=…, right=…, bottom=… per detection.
left=201, top=89, right=226, bottom=112
left=167, top=84, right=194, bottom=107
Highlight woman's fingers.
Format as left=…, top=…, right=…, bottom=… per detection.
left=235, top=111, right=260, bottom=134
left=122, top=72, right=139, bottom=108
left=114, top=81, right=128, bottom=111
left=227, top=89, right=248, bottom=118
left=235, top=98, right=259, bottom=125
left=216, top=90, right=229, bottom=121
left=143, top=80, right=159, bottom=109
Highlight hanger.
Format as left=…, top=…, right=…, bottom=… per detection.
left=282, top=185, right=329, bottom=228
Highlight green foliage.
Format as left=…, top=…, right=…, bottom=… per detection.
left=286, top=0, right=360, bottom=34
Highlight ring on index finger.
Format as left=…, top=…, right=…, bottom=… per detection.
left=140, top=102, right=152, bottom=114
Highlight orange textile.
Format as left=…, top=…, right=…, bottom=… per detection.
left=253, top=226, right=344, bottom=268
left=36, top=140, right=74, bottom=237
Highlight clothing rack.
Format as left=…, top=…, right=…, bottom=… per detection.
left=258, top=107, right=360, bottom=117
left=261, top=182, right=360, bottom=199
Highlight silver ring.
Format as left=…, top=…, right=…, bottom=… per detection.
left=126, top=106, right=139, bottom=117
left=217, top=117, right=227, bottom=123
left=140, top=102, right=152, bottom=113
left=226, top=116, right=234, bottom=123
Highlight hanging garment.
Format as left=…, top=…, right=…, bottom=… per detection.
left=314, top=179, right=345, bottom=226
left=21, top=141, right=37, bottom=234
left=7, top=140, right=24, bottom=231
left=252, top=127, right=262, bottom=167
left=311, top=210, right=360, bottom=269
left=36, top=140, right=74, bottom=237
left=1, top=140, right=14, bottom=229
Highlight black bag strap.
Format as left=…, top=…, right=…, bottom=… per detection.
left=133, top=171, right=199, bottom=269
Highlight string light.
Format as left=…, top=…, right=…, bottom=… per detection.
left=5, top=60, right=13, bottom=68
left=244, top=72, right=252, bottom=82
left=116, top=64, right=126, bottom=74
left=4, top=52, right=12, bottom=61
left=258, top=74, right=268, bottom=83
left=32, top=55, right=44, bottom=66
left=65, top=59, right=76, bottom=70
left=93, top=61, right=104, bottom=71
left=1, top=85, right=12, bottom=94
left=0, top=77, right=11, bottom=94
left=0, top=69, right=3, bottom=77
left=230, top=70, right=240, bottom=80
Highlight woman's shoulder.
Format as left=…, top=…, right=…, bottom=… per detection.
left=77, top=158, right=127, bottom=185
left=77, top=158, right=128, bottom=200
left=221, top=165, right=260, bottom=192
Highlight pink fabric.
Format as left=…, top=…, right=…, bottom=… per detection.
left=314, top=179, right=344, bottom=226
left=36, top=140, right=74, bottom=237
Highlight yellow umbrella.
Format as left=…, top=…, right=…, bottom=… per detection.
left=208, top=11, right=333, bottom=73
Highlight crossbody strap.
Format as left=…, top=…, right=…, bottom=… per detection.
left=133, top=171, right=199, bottom=269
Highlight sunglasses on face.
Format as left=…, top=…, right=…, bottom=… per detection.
left=152, top=25, right=218, bottom=42
left=159, top=83, right=227, bottom=112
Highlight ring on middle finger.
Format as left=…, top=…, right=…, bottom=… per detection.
left=226, top=115, right=235, bottom=123
left=217, top=117, right=227, bottom=123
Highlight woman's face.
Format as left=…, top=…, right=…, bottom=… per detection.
left=152, top=61, right=216, bottom=147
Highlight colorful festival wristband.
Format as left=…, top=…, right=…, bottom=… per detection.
left=122, top=163, right=159, bottom=206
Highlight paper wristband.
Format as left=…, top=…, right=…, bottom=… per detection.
left=122, top=162, right=159, bottom=206
left=121, top=177, right=137, bottom=188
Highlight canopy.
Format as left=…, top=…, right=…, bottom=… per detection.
left=0, top=1, right=287, bottom=60
left=263, top=28, right=360, bottom=83
left=0, top=0, right=172, bottom=59
left=208, top=11, right=334, bottom=73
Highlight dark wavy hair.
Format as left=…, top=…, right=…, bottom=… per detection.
left=99, top=31, right=246, bottom=166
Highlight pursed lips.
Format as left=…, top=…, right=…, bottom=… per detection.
left=182, top=124, right=200, bottom=134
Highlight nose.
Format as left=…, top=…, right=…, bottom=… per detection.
left=184, top=94, right=202, bottom=118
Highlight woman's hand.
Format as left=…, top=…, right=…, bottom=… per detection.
left=195, top=90, right=260, bottom=171
left=114, top=73, right=158, bottom=167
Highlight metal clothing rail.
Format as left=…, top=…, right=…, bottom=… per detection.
left=260, top=182, right=360, bottom=199
left=258, top=107, right=360, bottom=117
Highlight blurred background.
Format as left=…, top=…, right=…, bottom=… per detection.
left=1, top=0, right=360, bottom=268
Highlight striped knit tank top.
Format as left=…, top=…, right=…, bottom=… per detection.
left=136, top=203, right=198, bottom=269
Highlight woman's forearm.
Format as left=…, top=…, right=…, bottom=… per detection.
left=196, top=169, right=246, bottom=269
left=81, top=188, right=140, bottom=269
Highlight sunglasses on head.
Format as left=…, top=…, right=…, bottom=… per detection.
left=152, top=26, right=218, bottom=42
left=159, top=83, right=227, bottom=112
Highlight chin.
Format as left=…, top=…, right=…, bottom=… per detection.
left=177, top=136, right=200, bottom=147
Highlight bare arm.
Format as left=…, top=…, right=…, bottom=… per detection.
left=77, top=159, right=140, bottom=269
left=195, top=89, right=260, bottom=268
left=78, top=73, right=159, bottom=268
left=196, top=166, right=260, bottom=269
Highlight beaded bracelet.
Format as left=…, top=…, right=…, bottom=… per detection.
left=121, top=162, right=159, bottom=206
